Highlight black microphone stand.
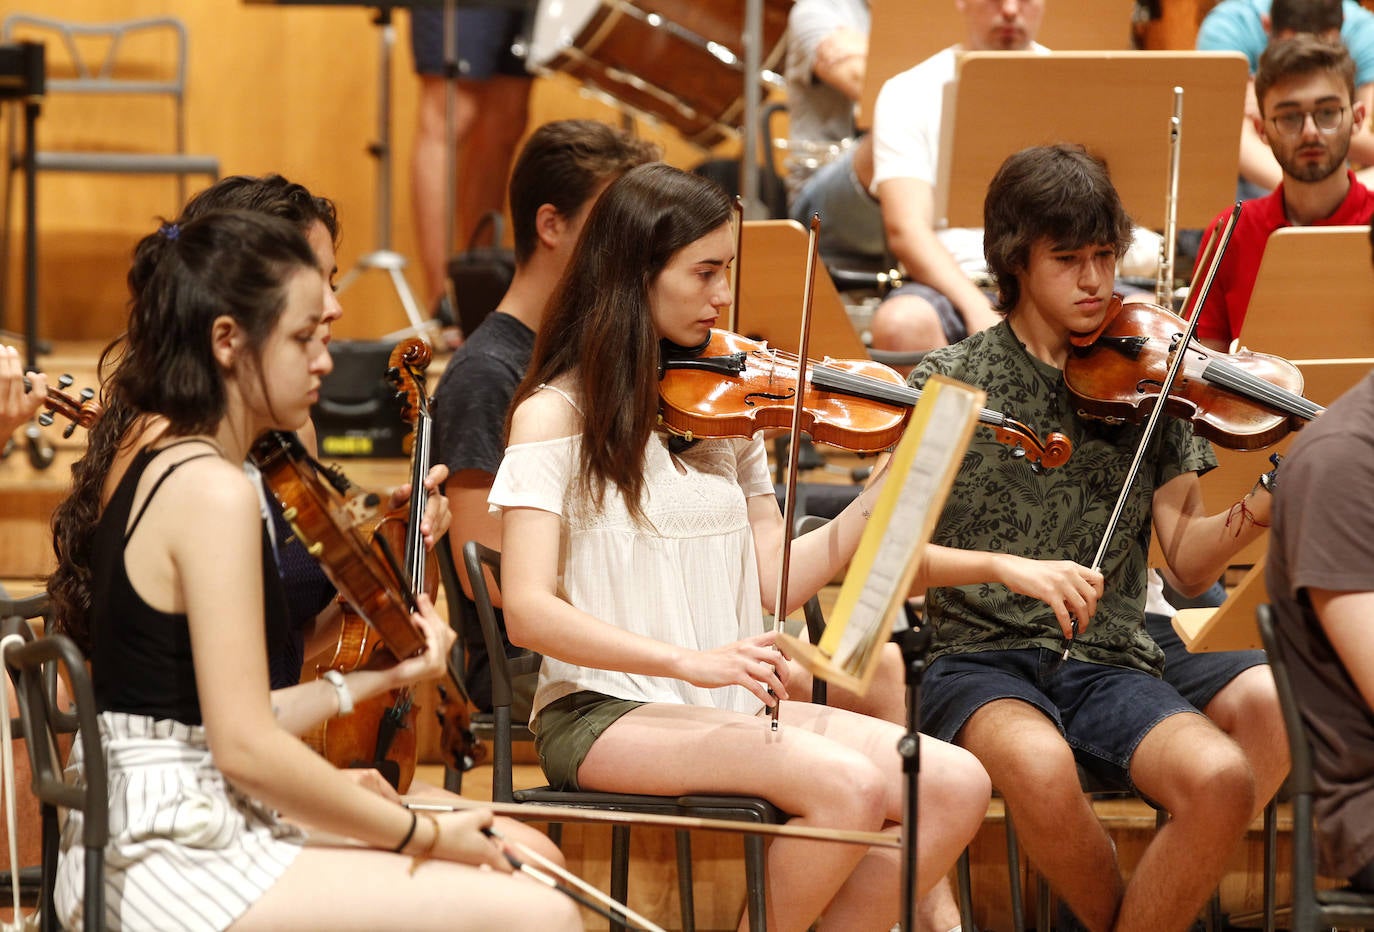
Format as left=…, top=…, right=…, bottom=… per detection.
left=898, top=600, right=933, bottom=931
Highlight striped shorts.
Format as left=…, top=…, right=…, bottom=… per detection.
left=55, top=712, right=304, bottom=932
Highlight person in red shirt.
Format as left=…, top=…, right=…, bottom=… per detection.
left=1192, top=35, right=1374, bottom=350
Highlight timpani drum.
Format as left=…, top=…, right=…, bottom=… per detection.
left=527, top=0, right=791, bottom=148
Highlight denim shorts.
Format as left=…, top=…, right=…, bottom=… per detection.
left=921, top=648, right=1202, bottom=795
left=1146, top=611, right=1267, bottom=712
left=790, top=149, right=886, bottom=262
left=533, top=690, right=647, bottom=791
left=410, top=7, right=530, bottom=79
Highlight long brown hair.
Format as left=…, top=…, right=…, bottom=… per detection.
left=511, top=163, right=732, bottom=520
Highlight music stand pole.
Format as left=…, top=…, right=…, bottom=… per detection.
left=335, top=5, right=432, bottom=341
left=441, top=0, right=459, bottom=317
left=898, top=601, right=932, bottom=931
left=740, top=0, right=762, bottom=219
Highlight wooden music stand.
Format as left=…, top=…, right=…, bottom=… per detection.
left=935, top=52, right=1247, bottom=232
left=1238, top=226, right=1374, bottom=359
left=1171, top=555, right=1268, bottom=652
left=857, top=0, right=1137, bottom=129
left=736, top=220, right=868, bottom=360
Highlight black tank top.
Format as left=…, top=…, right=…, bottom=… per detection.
left=89, top=442, right=290, bottom=725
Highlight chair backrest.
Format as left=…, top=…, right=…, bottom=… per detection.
left=2, top=15, right=188, bottom=99
left=1, top=603, right=107, bottom=932
left=1255, top=603, right=1316, bottom=798
left=461, top=539, right=543, bottom=804
left=2, top=14, right=194, bottom=171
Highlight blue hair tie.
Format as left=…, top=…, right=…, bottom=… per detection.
left=159, top=222, right=180, bottom=241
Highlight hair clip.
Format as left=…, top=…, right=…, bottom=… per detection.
left=159, top=222, right=180, bottom=241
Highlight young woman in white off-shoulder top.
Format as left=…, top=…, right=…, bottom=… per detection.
left=494, top=161, right=991, bottom=932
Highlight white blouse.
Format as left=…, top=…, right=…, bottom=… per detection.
left=489, top=387, right=776, bottom=724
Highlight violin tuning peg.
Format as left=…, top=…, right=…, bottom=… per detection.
left=63, top=423, right=78, bottom=439
left=57, top=373, right=74, bottom=389
left=79, top=387, right=95, bottom=402
left=37, top=412, right=53, bottom=427
left=1010, top=447, right=1026, bottom=459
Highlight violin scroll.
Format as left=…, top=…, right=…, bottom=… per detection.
left=990, top=417, right=1072, bottom=470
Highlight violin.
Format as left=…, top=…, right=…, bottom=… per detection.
left=658, top=329, right=1072, bottom=468
left=270, top=340, right=482, bottom=790
left=21, top=375, right=103, bottom=435
left=1064, top=296, right=1323, bottom=451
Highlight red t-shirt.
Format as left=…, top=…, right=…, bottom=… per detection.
left=1189, top=171, right=1374, bottom=346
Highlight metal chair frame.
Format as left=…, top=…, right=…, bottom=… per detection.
left=1257, top=603, right=1374, bottom=931
left=0, top=14, right=220, bottom=322
left=1, top=593, right=107, bottom=932
left=462, top=539, right=782, bottom=932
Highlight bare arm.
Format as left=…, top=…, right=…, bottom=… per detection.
left=171, top=463, right=497, bottom=865
left=1240, top=79, right=1284, bottom=192
left=812, top=27, right=868, bottom=102
left=1309, top=588, right=1374, bottom=712
left=877, top=176, right=1000, bottom=334
left=912, top=545, right=1104, bottom=640
left=1151, top=469, right=1270, bottom=596
left=445, top=468, right=502, bottom=605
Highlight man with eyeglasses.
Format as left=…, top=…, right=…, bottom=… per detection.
left=1192, top=35, right=1374, bottom=352
left=1198, top=0, right=1374, bottom=195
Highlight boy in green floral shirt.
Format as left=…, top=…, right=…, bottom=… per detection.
left=908, top=143, right=1283, bottom=932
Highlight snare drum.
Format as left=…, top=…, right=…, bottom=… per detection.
left=528, top=0, right=791, bottom=148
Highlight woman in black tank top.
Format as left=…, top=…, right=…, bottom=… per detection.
left=47, top=210, right=580, bottom=932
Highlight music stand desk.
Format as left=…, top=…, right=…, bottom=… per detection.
left=935, top=52, right=1247, bottom=232
left=1239, top=226, right=1374, bottom=359
left=1172, top=555, right=1267, bottom=653
left=858, top=0, right=1136, bottom=129
left=737, top=220, right=868, bottom=360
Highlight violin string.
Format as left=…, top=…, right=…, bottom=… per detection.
left=1197, top=355, right=1322, bottom=420
left=806, top=361, right=1010, bottom=426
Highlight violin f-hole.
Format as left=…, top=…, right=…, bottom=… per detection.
left=743, top=388, right=796, bottom=407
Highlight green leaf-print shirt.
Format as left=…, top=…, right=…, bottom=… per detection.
left=908, top=320, right=1216, bottom=675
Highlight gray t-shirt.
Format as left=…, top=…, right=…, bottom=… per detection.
left=784, top=0, right=869, bottom=192
left=1268, top=370, right=1374, bottom=880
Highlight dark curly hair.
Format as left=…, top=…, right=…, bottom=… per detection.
left=49, top=209, right=316, bottom=648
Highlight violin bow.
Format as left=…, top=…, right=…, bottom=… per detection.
left=1069, top=201, right=1244, bottom=657
left=728, top=196, right=744, bottom=333
left=769, top=212, right=823, bottom=731
left=485, top=828, right=667, bottom=932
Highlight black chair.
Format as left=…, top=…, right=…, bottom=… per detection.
left=1, top=595, right=107, bottom=932
left=1257, top=603, right=1374, bottom=931
left=434, top=535, right=538, bottom=795
left=463, top=539, right=783, bottom=932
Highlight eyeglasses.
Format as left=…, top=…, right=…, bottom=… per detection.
left=1268, top=105, right=1347, bottom=136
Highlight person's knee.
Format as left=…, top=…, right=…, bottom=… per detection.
left=811, top=752, right=889, bottom=829
left=870, top=295, right=947, bottom=354
left=1205, top=665, right=1280, bottom=736
left=1167, top=735, right=1256, bottom=824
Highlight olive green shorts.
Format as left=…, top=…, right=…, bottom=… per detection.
left=534, top=690, right=647, bottom=790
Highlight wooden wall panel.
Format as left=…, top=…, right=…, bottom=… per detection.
left=0, top=0, right=716, bottom=345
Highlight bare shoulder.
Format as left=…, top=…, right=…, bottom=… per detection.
left=155, top=448, right=257, bottom=517
left=509, top=386, right=582, bottom=445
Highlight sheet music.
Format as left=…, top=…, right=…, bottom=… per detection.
left=813, top=379, right=989, bottom=687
